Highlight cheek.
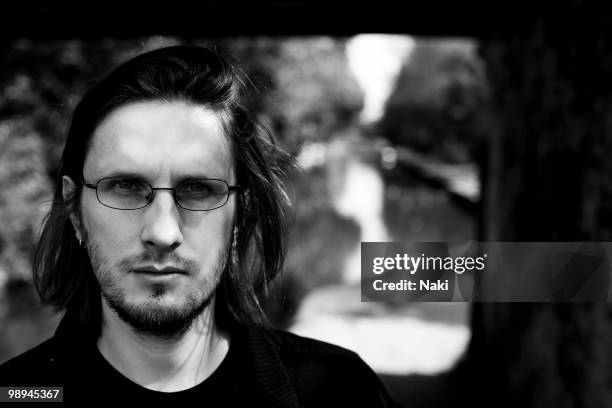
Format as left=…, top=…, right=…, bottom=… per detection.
left=184, top=206, right=235, bottom=252
left=82, top=204, right=138, bottom=250
left=216, top=201, right=236, bottom=241
left=186, top=215, right=233, bottom=249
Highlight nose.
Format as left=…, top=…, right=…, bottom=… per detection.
left=140, top=190, right=184, bottom=252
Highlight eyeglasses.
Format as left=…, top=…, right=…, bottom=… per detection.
left=82, top=177, right=241, bottom=211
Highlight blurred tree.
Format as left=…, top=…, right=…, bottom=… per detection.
left=219, top=36, right=364, bottom=153
left=456, top=11, right=612, bottom=408
left=0, top=119, right=50, bottom=281
left=380, top=38, right=489, bottom=164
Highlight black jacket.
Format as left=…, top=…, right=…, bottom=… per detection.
left=0, top=313, right=397, bottom=407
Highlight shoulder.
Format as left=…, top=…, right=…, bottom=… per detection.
left=264, top=328, right=376, bottom=379
left=259, top=328, right=397, bottom=407
left=265, top=327, right=358, bottom=357
left=0, top=338, right=57, bottom=386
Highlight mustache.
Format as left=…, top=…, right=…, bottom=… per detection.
left=114, top=252, right=202, bottom=275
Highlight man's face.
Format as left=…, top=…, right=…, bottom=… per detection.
left=65, top=101, right=235, bottom=337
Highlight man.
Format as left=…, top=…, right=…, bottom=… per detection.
left=0, top=45, right=396, bottom=406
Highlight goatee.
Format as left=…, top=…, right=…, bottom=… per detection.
left=91, top=245, right=228, bottom=340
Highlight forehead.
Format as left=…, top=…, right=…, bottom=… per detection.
left=83, top=101, right=233, bottom=181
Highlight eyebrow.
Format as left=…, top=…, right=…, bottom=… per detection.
left=94, top=171, right=222, bottom=183
left=98, top=171, right=147, bottom=180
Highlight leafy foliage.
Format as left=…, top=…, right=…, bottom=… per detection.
left=380, top=39, right=489, bottom=163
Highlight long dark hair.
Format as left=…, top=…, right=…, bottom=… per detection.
left=33, top=45, right=294, bottom=333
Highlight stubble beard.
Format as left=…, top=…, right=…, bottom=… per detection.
left=88, top=242, right=228, bottom=341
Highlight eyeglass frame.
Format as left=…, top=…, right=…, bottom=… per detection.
left=81, top=176, right=242, bottom=211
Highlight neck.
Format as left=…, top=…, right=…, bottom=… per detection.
left=97, top=300, right=230, bottom=392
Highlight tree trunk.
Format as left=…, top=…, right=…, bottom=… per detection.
left=462, top=8, right=612, bottom=408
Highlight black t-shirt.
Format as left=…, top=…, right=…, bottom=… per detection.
left=76, top=334, right=253, bottom=405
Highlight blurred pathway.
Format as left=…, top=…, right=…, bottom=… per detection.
left=290, top=284, right=470, bottom=375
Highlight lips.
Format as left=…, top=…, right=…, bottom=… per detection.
left=133, top=265, right=188, bottom=275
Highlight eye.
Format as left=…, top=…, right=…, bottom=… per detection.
left=179, top=181, right=214, bottom=195
left=107, top=178, right=147, bottom=193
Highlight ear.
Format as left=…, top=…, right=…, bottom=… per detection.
left=62, top=175, right=83, bottom=242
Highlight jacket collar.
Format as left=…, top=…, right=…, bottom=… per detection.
left=242, top=324, right=301, bottom=408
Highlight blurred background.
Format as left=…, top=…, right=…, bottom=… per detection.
left=2, top=2, right=612, bottom=407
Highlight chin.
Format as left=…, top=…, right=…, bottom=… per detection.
left=104, top=285, right=214, bottom=339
